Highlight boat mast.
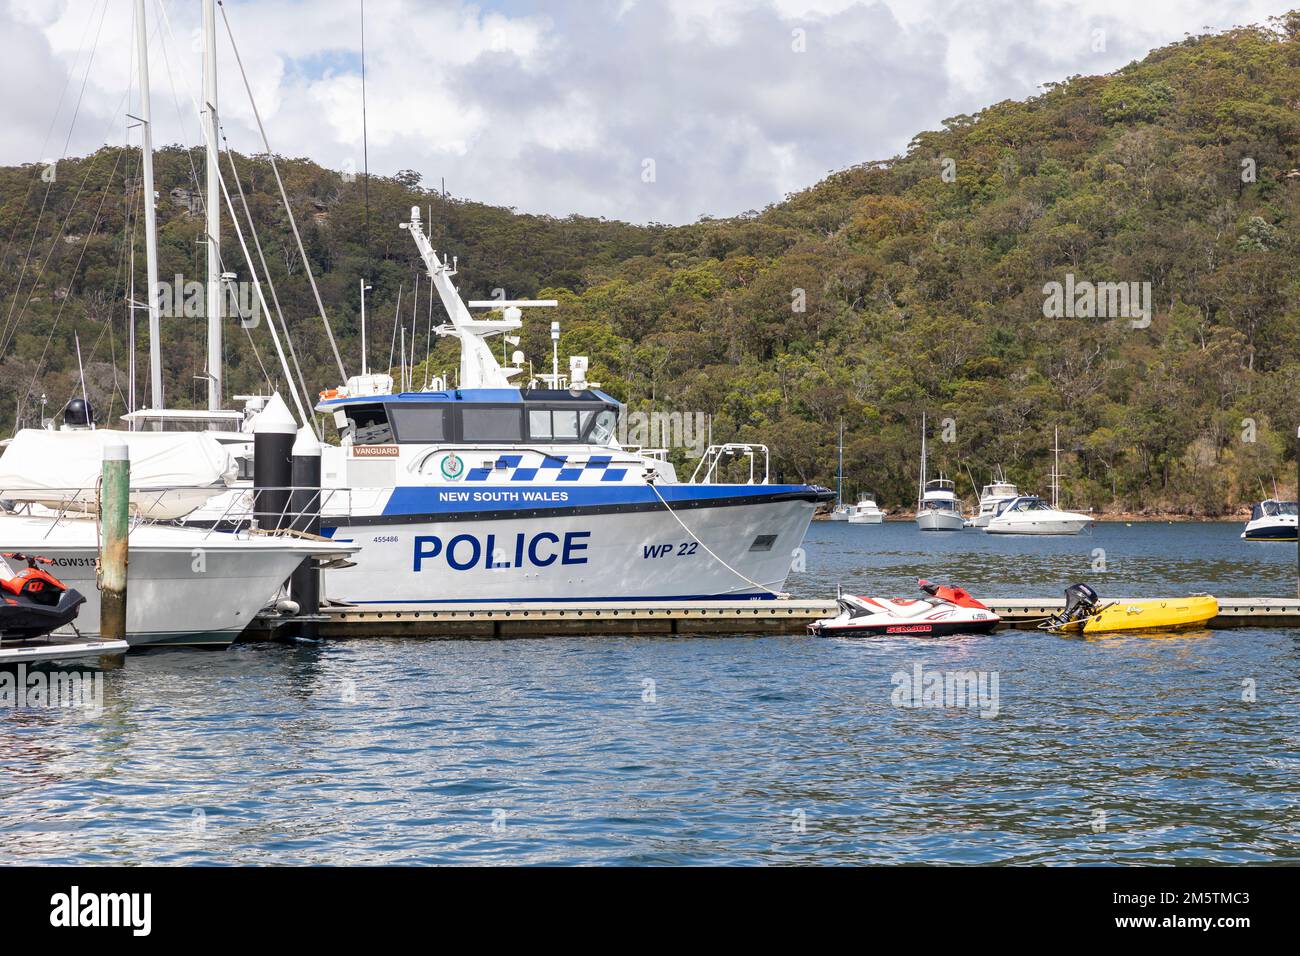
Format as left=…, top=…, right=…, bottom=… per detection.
left=134, top=0, right=163, bottom=409
left=203, top=0, right=222, bottom=410
left=127, top=243, right=136, bottom=425
left=918, top=412, right=927, bottom=509
left=836, top=417, right=843, bottom=510
left=1052, top=427, right=1061, bottom=509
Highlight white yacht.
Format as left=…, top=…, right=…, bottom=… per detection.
left=297, top=207, right=832, bottom=606
left=1241, top=499, right=1298, bottom=540
left=846, top=496, right=885, bottom=524
left=971, top=470, right=1020, bottom=528
left=0, top=514, right=355, bottom=646
left=984, top=495, right=1091, bottom=535
left=916, top=478, right=965, bottom=531
left=914, top=414, right=963, bottom=530
left=0, top=430, right=358, bottom=646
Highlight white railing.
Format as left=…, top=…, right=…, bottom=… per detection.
left=689, top=444, right=770, bottom=485
left=0, top=484, right=354, bottom=542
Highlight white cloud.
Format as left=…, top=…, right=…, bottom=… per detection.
left=0, top=0, right=1292, bottom=223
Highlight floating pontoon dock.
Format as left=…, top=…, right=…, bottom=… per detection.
left=0, top=636, right=129, bottom=666
left=248, top=596, right=1300, bottom=640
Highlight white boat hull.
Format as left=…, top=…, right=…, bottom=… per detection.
left=847, top=512, right=883, bottom=524
left=322, top=492, right=818, bottom=603
left=916, top=510, right=965, bottom=531
left=0, top=517, right=353, bottom=646
left=984, top=517, right=1090, bottom=535
left=1241, top=516, right=1297, bottom=540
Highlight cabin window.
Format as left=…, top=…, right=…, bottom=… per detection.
left=528, top=409, right=553, bottom=440
left=527, top=408, right=586, bottom=442
left=460, top=407, right=523, bottom=442
left=389, top=405, right=451, bottom=443
left=586, top=409, right=617, bottom=444
left=346, top=404, right=393, bottom=444
left=552, top=409, right=581, bottom=439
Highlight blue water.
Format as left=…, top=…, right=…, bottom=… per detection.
left=2, top=521, right=1298, bottom=864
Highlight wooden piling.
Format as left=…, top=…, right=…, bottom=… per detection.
left=99, top=437, right=130, bottom=642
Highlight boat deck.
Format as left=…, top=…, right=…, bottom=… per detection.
left=246, top=595, right=1300, bottom=640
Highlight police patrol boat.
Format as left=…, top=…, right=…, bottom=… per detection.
left=310, top=207, right=832, bottom=606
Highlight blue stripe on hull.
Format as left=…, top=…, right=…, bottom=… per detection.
left=1243, top=528, right=1298, bottom=540
left=381, top=483, right=825, bottom=518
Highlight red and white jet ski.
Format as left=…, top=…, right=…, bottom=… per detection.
left=808, top=579, right=1000, bottom=637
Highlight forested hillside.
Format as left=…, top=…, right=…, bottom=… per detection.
left=4, top=14, right=1300, bottom=514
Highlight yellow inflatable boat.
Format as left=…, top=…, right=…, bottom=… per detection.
left=1042, top=584, right=1218, bottom=634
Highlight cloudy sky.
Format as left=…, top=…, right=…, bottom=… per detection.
left=0, top=0, right=1293, bottom=223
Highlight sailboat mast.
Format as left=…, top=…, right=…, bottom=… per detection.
left=1053, top=427, right=1061, bottom=510
left=127, top=244, right=136, bottom=425
left=919, top=412, right=927, bottom=509
left=203, top=0, right=222, bottom=410
left=836, top=417, right=843, bottom=509
left=134, top=0, right=163, bottom=409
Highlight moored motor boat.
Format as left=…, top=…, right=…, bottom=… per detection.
left=971, top=471, right=1020, bottom=528
left=1241, top=499, right=1297, bottom=540
left=808, top=579, right=1000, bottom=637
left=984, top=495, right=1091, bottom=535
left=1040, top=583, right=1218, bottom=634
left=916, top=478, right=965, bottom=531
left=846, top=495, right=885, bottom=524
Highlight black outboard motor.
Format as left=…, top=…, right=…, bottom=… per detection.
left=1040, top=582, right=1103, bottom=631
left=1063, top=583, right=1100, bottom=619
left=63, top=398, right=94, bottom=429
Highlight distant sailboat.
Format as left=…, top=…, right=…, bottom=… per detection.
left=830, top=418, right=850, bottom=520
left=915, top=413, right=964, bottom=531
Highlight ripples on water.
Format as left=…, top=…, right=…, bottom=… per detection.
left=1, top=522, right=1298, bottom=865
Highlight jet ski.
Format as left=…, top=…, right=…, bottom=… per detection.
left=808, top=579, right=1001, bottom=637
left=0, top=551, right=87, bottom=640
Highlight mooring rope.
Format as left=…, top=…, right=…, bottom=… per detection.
left=644, top=478, right=783, bottom=597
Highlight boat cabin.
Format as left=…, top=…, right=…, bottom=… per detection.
left=994, top=495, right=1053, bottom=516
left=317, top=388, right=622, bottom=448
left=1251, top=499, right=1298, bottom=521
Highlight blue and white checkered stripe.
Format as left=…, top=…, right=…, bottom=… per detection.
left=465, top=454, right=628, bottom=482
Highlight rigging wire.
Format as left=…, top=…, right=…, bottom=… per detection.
left=215, top=0, right=349, bottom=383
left=409, top=273, right=420, bottom=389
left=387, top=283, right=404, bottom=374
left=361, top=0, right=371, bottom=262
left=0, top=0, right=112, bottom=354
left=222, top=136, right=316, bottom=428
left=212, top=154, right=310, bottom=425
left=17, top=148, right=128, bottom=426
left=0, top=0, right=101, bottom=278
left=154, top=0, right=322, bottom=416
left=422, top=270, right=435, bottom=389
